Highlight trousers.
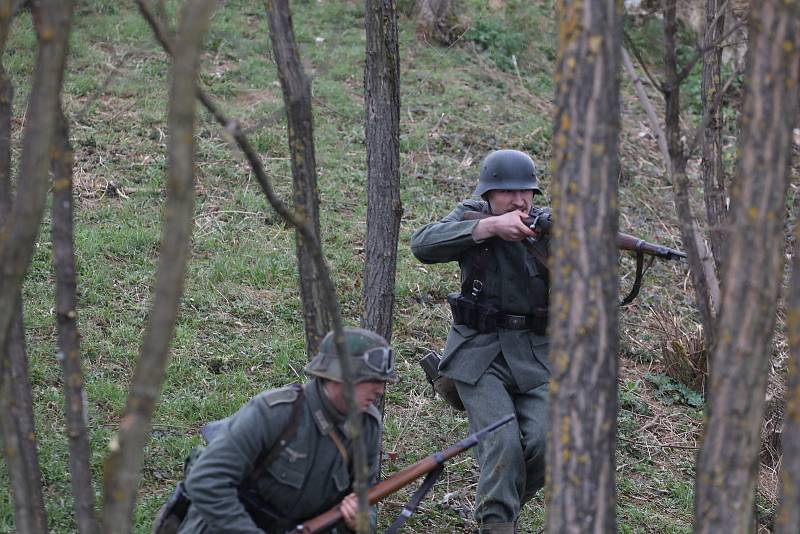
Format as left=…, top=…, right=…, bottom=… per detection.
left=455, top=353, right=548, bottom=525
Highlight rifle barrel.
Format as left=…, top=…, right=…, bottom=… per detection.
left=461, top=211, right=686, bottom=261
left=291, top=414, right=515, bottom=534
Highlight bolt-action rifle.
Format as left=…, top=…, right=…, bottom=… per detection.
left=462, top=209, right=686, bottom=305
left=288, top=414, right=515, bottom=534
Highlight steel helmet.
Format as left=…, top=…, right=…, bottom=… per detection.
left=473, top=149, right=541, bottom=197
left=305, top=327, right=399, bottom=384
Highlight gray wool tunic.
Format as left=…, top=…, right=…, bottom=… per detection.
left=179, top=379, right=381, bottom=534
left=410, top=199, right=551, bottom=392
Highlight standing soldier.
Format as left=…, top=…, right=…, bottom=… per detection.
left=411, top=149, right=549, bottom=534
left=175, top=327, right=398, bottom=534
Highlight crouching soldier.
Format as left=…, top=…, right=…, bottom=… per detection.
left=411, top=149, right=550, bottom=534
left=176, top=327, right=398, bottom=533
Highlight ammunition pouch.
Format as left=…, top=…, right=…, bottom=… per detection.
left=239, top=487, right=288, bottom=530
left=448, top=292, right=548, bottom=335
left=419, top=351, right=465, bottom=411
left=447, top=292, right=499, bottom=333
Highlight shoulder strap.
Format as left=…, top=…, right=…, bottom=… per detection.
left=245, top=384, right=305, bottom=485
left=327, top=427, right=350, bottom=467
left=460, top=243, right=491, bottom=299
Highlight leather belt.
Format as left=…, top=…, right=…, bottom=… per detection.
left=495, top=313, right=536, bottom=330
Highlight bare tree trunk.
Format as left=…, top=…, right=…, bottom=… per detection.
left=264, top=4, right=370, bottom=527
left=52, top=107, right=98, bottom=534
left=265, top=0, right=330, bottom=357
left=701, top=0, right=728, bottom=275
left=546, top=1, right=621, bottom=531
left=0, top=1, right=72, bottom=531
left=0, top=26, right=37, bottom=506
left=100, top=2, right=217, bottom=531
left=362, top=0, right=401, bottom=343
left=0, top=0, right=72, bottom=392
left=413, top=0, right=459, bottom=45
left=0, top=297, right=48, bottom=534
left=776, top=226, right=800, bottom=533
left=662, top=0, right=717, bottom=349
left=0, top=10, right=44, bottom=532
left=694, top=2, right=800, bottom=532
left=0, top=0, right=9, bottom=208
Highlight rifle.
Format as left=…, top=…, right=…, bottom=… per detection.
left=288, top=414, right=515, bottom=534
left=461, top=209, right=686, bottom=305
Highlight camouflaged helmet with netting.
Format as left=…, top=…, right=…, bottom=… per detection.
left=473, top=149, right=542, bottom=197
left=304, top=327, right=399, bottom=384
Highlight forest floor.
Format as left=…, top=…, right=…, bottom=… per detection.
left=1, top=0, right=793, bottom=532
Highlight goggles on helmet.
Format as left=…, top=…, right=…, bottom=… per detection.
left=360, top=346, right=394, bottom=375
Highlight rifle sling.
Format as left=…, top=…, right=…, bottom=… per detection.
left=620, top=250, right=655, bottom=306
left=384, top=463, right=446, bottom=534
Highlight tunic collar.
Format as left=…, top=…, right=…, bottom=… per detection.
left=305, top=378, right=347, bottom=436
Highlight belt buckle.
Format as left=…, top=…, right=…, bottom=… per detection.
left=505, top=314, right=526, bottom=329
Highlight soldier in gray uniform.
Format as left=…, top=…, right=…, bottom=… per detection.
left=411, top=149, right=550, bottom=534
left=177, top=327, right=398, bottom=534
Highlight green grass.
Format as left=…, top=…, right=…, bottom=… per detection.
left=0, top=0, right=738, bottom=532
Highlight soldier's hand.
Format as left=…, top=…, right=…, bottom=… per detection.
left=473, top=210, right=535, bottom=242
left=339, top=493, right=358, bottom=530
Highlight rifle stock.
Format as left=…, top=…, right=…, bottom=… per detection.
left=615, top=232, right=686, bottom=261
left=289, top=414, right=515, bottom=534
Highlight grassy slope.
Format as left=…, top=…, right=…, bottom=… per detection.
left=2, top=0, right=774, bottom=532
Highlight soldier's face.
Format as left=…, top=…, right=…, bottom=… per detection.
left=325, top=380, right=386, bottom=412
left=354, top=380, right=386, bottom=411
left=487, top=189, right=534, bottom=215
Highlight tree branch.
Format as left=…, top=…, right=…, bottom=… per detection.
left=137, top=0, right=367, bottom=527
left=685, top=68, right=742, bottom=157
left=52, top=106, right=98, bottom=534
left=676, top=19, right=745, bottom=84
left=264, top=0, right=369, bottom=527
left=622, top=29, right=663, bottom=93
left=694, top=2, right=800, bottom=530
left=776, top=221, right=800, bottom=532
left=100, top=1, right=217, bottom=532
left=0, top=0, right=73, bottom=380
left=0, top=1, right=73, bottom=531
left=362, top=0, right=402, bottom=343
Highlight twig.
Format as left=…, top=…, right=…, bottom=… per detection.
left=101, top=1, right=217, bottom=531
left=676, top=19, right=745, bottom=83
left=685, top=68, right=743, bottom=157
left=621, top=47, right=671, bottom=175
left=622, top=30, right=662, bottom=92
left=619, top=436, right=699, bottom=451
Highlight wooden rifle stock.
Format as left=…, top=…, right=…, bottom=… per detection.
left=461, top=210, right=686, bottom=261
left=290, top=414, right=515, bottom=534
left=615, top=232, right=686, bottom=261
